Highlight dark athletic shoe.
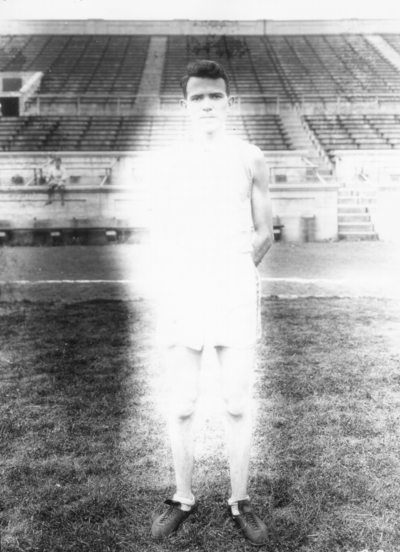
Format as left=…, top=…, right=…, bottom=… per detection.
left=151, top=499, right=195, bottom=539
left=230, top=499, right=268, bottom=547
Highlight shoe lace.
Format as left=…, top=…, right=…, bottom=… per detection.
left=243, top=510, right=261, bottom=531
left=159, top=502, right=180, bottom=525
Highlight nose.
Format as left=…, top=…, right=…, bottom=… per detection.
left=202, top=97, right=212, bottom=110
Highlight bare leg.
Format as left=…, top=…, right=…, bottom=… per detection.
left=163, top=345, right=202, bottom=500
left=59, top=184, right=65, bottom=206
left=46, top=183, right=56, bottom=205
left=216, top=346, right=255, bottom=502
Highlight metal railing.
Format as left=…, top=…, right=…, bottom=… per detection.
left=99, top=157, right=120, bottom=186
left=269, top=160, right=329, bottom=186
left=26, top=158, right=53, bottom=186
left=359, top=167, right=400, bottom=187
left=298, top=93, right=400, bottom=114
left=5, top=157, right=121, bottom=188
left=23, top=92, right=400, bottom=117
left=24, top=93, right=289, bottom=115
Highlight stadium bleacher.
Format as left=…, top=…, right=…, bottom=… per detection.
left=2, top=33, right=397, bottom=111
left=0, top=32, right=398, bottom=154
left=384, top=35, right=400, bottom=55
left=0, top=31, right=399, bottom=158
left=0, top=35, right=150, bottom=116
left=262, top=35, right=400, bottom=99
left=0, top=24, right=400, bottom=242
left=0, top=114, right=293, bottom=151
left=304, top=114, right=400, bottom=155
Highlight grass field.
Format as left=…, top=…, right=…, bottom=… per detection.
left=1, top=295, right=400, bottom=552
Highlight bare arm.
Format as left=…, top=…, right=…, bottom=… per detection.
left=250, top=146, right=274, bottom=266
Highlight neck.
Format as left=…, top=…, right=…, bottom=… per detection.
left=192, top=127, right=227, bottom=150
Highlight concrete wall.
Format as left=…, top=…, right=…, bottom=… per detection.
left=1, top=19, right=400, bottom=36
left=333, top=151, right=400, bottom=242
left=0, top=186, right=150, bottom=235
left=270, top=184, right=339, bottom=242
left=375, top=186, right=400, bottom=242
left=0, top=151, right=311, bottom=187
left=334, top=150, right=400, bottom=182
left=0, top=182, right=339, bottom=243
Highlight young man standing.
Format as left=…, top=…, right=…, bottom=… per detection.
left=150, top=60, right=274, bottom=547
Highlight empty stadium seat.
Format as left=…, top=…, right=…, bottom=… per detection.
left=0, top=115, right=293, bottom=152
left=1, top=32, right=399, bottom=113
left=304, top=114, right=400, bottom=155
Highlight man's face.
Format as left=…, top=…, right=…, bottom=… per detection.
left=180, top=77, right=233, bottom=134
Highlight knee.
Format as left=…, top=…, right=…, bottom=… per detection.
left=169, top=396, right=198, bottom=420
left=223, top=394, right=250, bottom=418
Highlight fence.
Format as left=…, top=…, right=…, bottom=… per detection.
left=22, top=93, right=400, bottom=116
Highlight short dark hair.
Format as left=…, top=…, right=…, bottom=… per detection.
left=180, top=60, right=230, bottom=98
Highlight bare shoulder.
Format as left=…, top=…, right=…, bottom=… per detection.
left=242, top=142, right=264, bottom=160
left=240, top=142, right=267, bottom=182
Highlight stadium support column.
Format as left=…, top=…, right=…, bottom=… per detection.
left=365, top=35, right=400, bottom=72
left=133, top=37, right=167, bottom=115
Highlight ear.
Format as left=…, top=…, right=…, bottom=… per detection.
left=227, top=96, right=235, bottom=110
left=179, top=99, right=187, bottom=110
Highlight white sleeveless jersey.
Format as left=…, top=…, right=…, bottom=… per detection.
left=153, top=136, right=254, bottom=260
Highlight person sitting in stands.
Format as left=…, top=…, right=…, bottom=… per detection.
left=45, top=157, right=68, bottom=206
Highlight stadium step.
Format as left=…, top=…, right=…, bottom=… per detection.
left=366, top=35, right=400, bottom=73
left=337, top=185, right=378, bottom=240
left=279, top=109, right=317, bottom=152
left=338, top=222, right=375, bottom=232
left=338, top=206, right=368, bottom=214
left=134, top=36, right=168, bottom=114
left=279, top=110, right=333, bottom=173
left=338, top=214, right=371, bottom=223
left=338, top=196, right=377, bottom=205
left=338, top=231, right=379, bottom=241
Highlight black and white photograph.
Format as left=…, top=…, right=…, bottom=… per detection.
left=0, top=1, right=400, bottom=550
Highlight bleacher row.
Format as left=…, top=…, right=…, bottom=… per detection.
left=305, top=114, right=400, bottom=154
left=1, top=114, right=400, bottom=153
left=1, top=33, right=400, bottom=155
left=0, top=115, right=292, bottom=151
left=0, top=35, right=150, bottom=95
left=262, top=35, right=400, bottom=98
left=1, top=34, right=400, bottom=100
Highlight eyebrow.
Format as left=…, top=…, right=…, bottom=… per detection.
left=189, top=92, right=224, bottom=99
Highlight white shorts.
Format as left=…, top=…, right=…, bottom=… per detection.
left=155, top=253, right=261, bottom=351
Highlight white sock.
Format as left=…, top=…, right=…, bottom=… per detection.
left=173, top=492, right=195, bottom=511
left=228, top=495, right=250, bottom=516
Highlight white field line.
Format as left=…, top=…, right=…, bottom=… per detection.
left=260, top=277, right=355, bottom=283
left=1, top=279, right=397, bottom=301
left=0, top=277, right=357, bottom=285
left=0, top=280, right=137, bottom=284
